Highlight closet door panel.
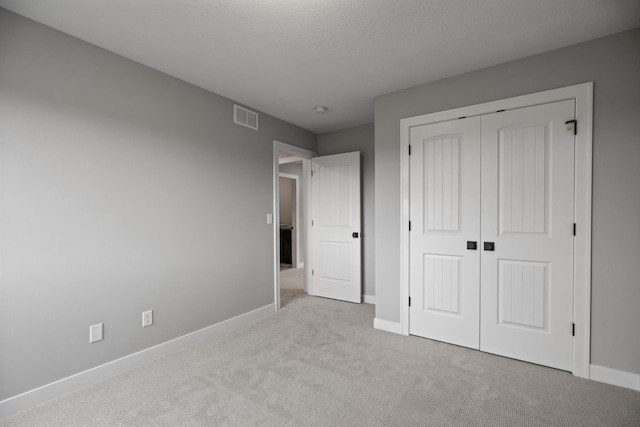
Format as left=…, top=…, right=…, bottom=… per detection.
left=409, top=117, right=481, bottom=349
left=480, top=100, right=575, bottom=371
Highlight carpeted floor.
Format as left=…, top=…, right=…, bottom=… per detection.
left=280, top=268, right=304, bottom=308
left=280, top=267, right=304, bottom=290
left=2, top=293, right=639, bottom=426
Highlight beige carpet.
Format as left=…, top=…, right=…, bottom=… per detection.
left=280, top=267, right=304, bottom=290
left=2, top=294, right=639, bottom=426
left=280, top=268, right=304, bottom=308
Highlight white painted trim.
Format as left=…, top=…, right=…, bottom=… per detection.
left=0, top=303, right=275, bottom=420
left=278, top=172, right=299, bottom=179
left=279, top=155, right=303, bottom=164
left=400, top=82, right=594, bottom=377
left=273, top=141, right=316, bottom=310
left=373, top=318, right=402, bottom=334
left=363, top=294, right=376, bottom=304
left=400, top=111, right=411, bottom=337
left=572, top=83, right=593, bottom=379
left=590, top=364, right=640, bottom=391
left=302, top=159, right=312, bottom=295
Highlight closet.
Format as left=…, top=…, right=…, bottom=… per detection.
left=409, top=100, right=576, bottom=371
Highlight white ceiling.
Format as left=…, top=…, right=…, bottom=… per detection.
left=1, top=1, right=639, bottom=134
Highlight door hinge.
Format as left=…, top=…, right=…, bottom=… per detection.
left=408, top=145, right=412, bottom=156
left=409, top=296, right=411, bottom=307
left=409, top=221, right=412, bottom=231
left=311, top=170, right=315, bottom=177
left=312, top=220, right=314, bottom=226
left=565, top=119, right=577, bottom=135
left=572, top=323, right=575, bottom=336
left=573, top=223, right=576, bottom=236
left=312, top=269, right=314, bottom=276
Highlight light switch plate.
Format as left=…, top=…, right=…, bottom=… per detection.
left=90, top=323, right=103, bottom=343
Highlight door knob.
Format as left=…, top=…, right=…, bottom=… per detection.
left=352, top=232, right=359, bottom=238
left=484, top=242, right=495, bottom=251
left=467, top=241, right=477, bottom=250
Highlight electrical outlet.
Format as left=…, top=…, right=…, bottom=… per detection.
left=142, top=310, right=153, bottom=327
left=267, top=213, right=273, bottom=224
left=90, top=323, right=103, bottom=343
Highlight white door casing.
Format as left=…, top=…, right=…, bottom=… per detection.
left=480, top=100, right=575, bottom=371
left=408, top=100, right=576, bottom=370
left=273, top=141, right=316, bottom=311
left=311, top=152, right=362, bottom=303
left=409, top=117, right=481, bottom=349
left=400, top=83, right=592, bottom=378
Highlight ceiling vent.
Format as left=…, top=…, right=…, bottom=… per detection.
left=234, top=105, right=259, bottom=130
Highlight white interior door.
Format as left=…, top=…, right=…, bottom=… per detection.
left=311, top=152, right=361, bottom=303
left=480, top=100, right=575, bottom=370
left=409, top=117, right=481, bottom=349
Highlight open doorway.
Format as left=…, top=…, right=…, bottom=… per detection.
left=279, top=167, right=303, bottom=307
left=273, top=141, right=315, bottom=310
left=278, top=172, right=299, bottom=270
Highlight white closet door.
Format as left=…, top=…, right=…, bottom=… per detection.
left=409, top=117, right=481, bottom=349
left=311, top=152, right=361, bottom=303
left=480, top=100, right=575, bottom=370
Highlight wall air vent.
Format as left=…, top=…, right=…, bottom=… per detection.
left=234, top=104, right=259, bottom=130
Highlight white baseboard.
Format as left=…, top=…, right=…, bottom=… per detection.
left=590, top=364, right=640, bottom=391
left=0, top=303, right=275, bottom=420
left=363, top=294, right=376, bottom=304
left=373, top=318, right=402, bottom=334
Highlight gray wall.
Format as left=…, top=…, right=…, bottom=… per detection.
left=0, top=8, right=316, bottom=400
left=374, top=27, right=640, bottom=375
left=318, top=124, right=375, bottom=298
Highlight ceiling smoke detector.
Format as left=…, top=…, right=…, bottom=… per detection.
left=314, top=106, right=328, bottom=114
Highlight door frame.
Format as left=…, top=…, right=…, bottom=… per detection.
left=278, top=172, right=301, bottom=268
left=399, top=82, right=593, bottom=378
left=273, top=140, right=316, bottom=311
